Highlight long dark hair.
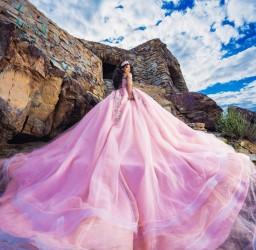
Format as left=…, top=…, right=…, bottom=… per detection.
left=112, top=61, right=134, bottom=90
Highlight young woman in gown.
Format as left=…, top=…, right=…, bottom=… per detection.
left=0, top=60, right=255, bottom=250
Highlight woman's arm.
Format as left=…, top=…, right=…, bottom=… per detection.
left=127, top=73, right=135, bottom=100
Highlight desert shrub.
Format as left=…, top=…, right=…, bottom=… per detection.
left=215, top=109, right=249, bottom=139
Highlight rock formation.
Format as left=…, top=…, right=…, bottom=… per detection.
left=0, top=0, right=225, bottom=145
left=168, top=91, right=223, bottom=130
left=81, top=38, right=188, bottom=94
left=0, top=0, right=103, bottom=144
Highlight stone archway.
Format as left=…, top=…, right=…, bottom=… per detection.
left=103, top=62, right=116, bottom=80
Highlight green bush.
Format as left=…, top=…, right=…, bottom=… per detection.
left=215, top=109, right=248, bottom=139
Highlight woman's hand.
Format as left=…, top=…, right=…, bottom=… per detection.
left=128, top=92, right=135, bottom=100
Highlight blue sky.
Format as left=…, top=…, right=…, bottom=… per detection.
left=30, top=0, right=256, bottom=112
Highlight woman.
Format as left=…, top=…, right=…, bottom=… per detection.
left=0, top=60, right=255, bottom=250
left=112, top=60, right=135, bottom=101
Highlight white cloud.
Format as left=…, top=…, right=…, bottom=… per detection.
left=29, top=0, right=104, bottom=39
left=227, top=0, right=256, bottom=27
left=184, top=46, right=256, bottom=91
left=213, top=22, right=239, bottom=45
left=208, top=80, right=256, bottom=111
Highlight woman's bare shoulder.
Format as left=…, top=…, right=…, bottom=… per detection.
left=122, top=73, right=132, bottom=79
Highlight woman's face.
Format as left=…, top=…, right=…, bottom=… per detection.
left=123, top=64, right=130, bottom=74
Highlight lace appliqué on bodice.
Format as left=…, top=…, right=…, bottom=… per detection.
left=113, top=90, right=124, bottom=124
left=112, top=78, right=147, bottom=124
left=112, top=79, right=126, bottom=124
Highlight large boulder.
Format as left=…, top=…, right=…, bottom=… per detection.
left=168, top=91, right=223, bottom=130
left=0, top=1, right=103, bottom=144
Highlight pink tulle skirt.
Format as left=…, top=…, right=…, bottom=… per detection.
left=0, top=86, right=255, bottom=249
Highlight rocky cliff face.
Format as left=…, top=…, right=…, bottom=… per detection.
left=0, top=0, right=226, bottom=145
left=0, top=22, right=101, bottom=141
left=81, top=38, right=188, bottom=94
left=0, top=0, right=104, bottom=144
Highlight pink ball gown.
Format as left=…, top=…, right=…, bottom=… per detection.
left=0, top=77, right=255, bottom=250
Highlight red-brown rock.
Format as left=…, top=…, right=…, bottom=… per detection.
left=168, top=91, right=223, bottom=130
